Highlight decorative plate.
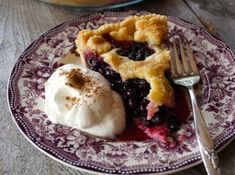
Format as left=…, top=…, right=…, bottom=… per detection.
left=7, top=11, right=235, bottom=174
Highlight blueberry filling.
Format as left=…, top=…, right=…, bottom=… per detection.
left=103, top=34, right=154, bottom=61
left=102, top=33, right=132, bottom=49
left=167, top=115, right=180, bottom=132
left=117, top=42, right=154, bottom=61
left=84, top=40, right=179, bottom=133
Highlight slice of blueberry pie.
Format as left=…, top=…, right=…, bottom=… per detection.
left=75, top=14, right=183, bottom=143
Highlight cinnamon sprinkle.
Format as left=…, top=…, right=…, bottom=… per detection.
left=65, top=96, right=80, bottom=110
left=62, top=68, right=104, bottom=98
left=66, top=68, right=87, bottom=89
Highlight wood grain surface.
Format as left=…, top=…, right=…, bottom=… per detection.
left=185, top=0, right=235, bottom=50
left=0, top=0, right=234, bottom=175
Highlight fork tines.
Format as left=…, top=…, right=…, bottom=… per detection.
left=171, top=39, right=198, bottom=77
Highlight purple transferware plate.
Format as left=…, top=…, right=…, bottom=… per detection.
left=7, top=11, right=235, bottom=174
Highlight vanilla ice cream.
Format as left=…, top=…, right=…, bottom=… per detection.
left=45, top=64, right=125, bottom=138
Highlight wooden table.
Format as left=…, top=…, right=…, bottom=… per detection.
left=0, top=0, right=235, bottom=174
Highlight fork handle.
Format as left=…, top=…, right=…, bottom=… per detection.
left=188, top=86, right=220, bottom=175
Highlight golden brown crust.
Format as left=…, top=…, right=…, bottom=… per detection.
left=102, top=49, right=173, bottom=106
left=134, top=15, right=168, bottom=45
left=75, top=14, right=167, bottom=55
left=75, top=14, right=174, bottom=107
left=86, top=35, right=111, bottom=55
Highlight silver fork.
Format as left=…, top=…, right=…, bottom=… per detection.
left=171, top=39, right=220, bottom=175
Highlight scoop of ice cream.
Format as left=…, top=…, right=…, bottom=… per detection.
left=45, top=64, right=125, bottom=138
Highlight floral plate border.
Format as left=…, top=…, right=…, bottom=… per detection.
left=7, top=11, right=235, bottom=174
